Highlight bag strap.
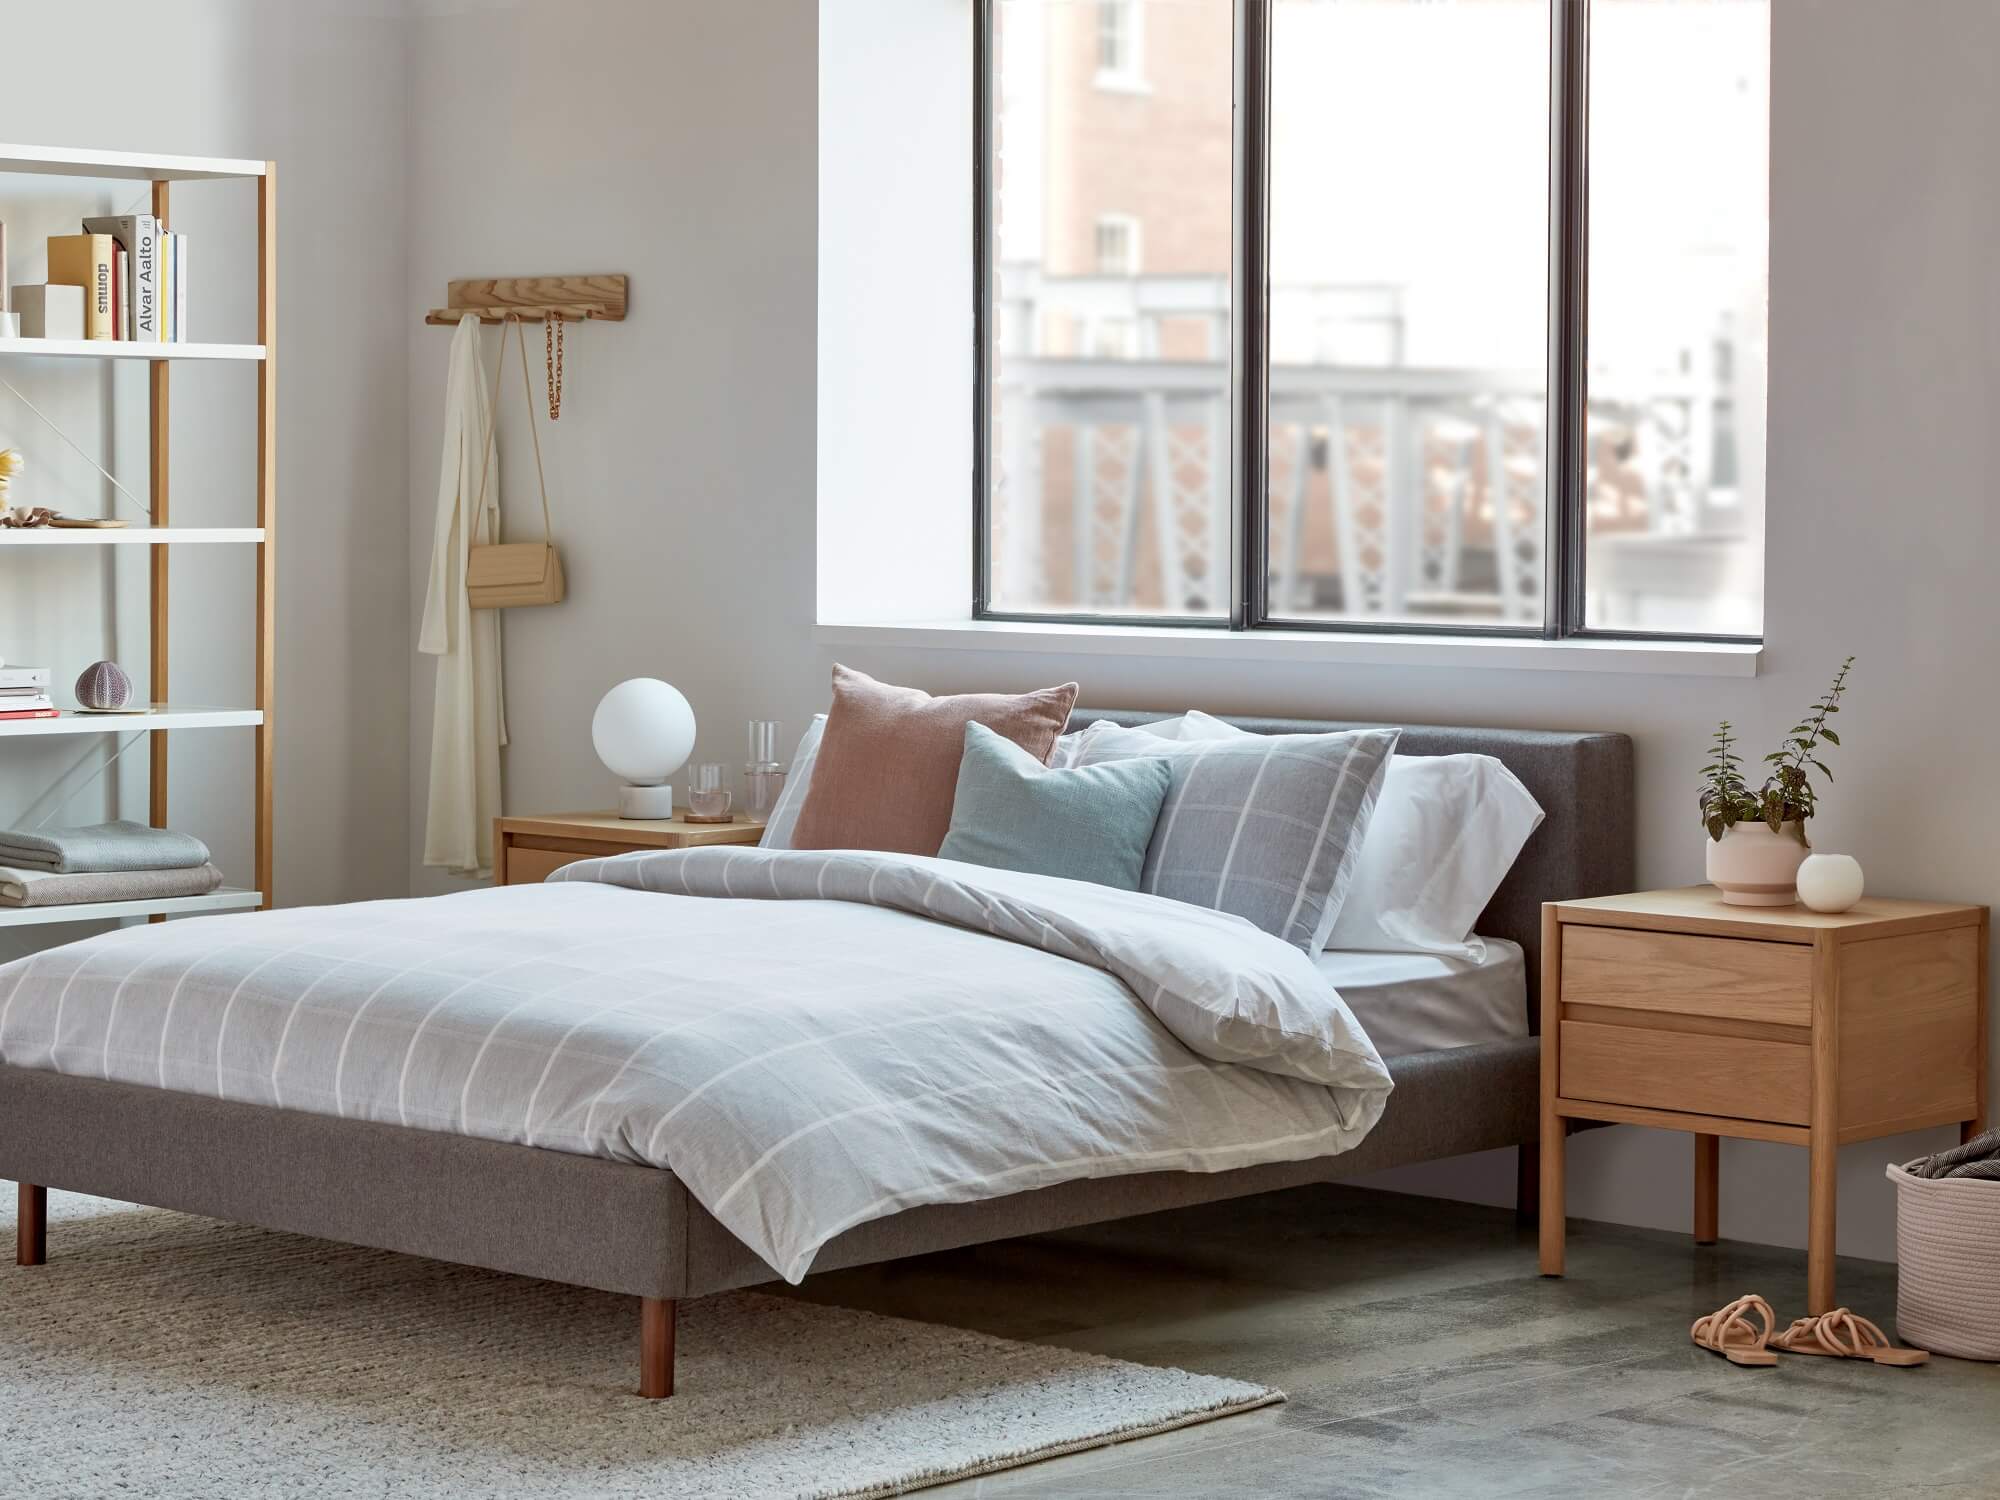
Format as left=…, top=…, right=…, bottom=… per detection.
left=472, top=316, right=556, bottom=546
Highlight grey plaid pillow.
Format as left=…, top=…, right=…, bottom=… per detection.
left=1070, top=722, right=1401, bottom=951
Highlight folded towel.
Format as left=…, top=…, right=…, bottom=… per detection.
left=0, top=863, right=225, bottom=908
left=1904, top=1127, right=2000, bottom=1183
left=0, top=820, right=211, bottom=874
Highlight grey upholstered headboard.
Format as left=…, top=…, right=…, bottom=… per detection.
left=1068, top=710, right=1635, bottom=1023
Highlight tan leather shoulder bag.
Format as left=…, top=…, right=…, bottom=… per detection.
left=467, top=316, right=565, bottom=610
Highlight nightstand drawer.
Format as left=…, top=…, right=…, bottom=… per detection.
left=1562, top=926, right=1811, bottom=1027
left=505, top=846, right=585, bottom=885
left=1560, top=1019, right=1811, bottom=1125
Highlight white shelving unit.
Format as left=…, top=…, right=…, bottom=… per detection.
left=0, top=529, right=263, bottom=546
left=0, top=338, right=264, bottom=362
left=0, top=707, right=263, bottom=738
left=0, top=144, right=268, bottom=182
left=0, top=888, right=261, bottom=928
left=1, top=142, right=275, bottom=930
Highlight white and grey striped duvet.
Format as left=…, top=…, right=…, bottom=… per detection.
left=0, top=847, right=1391, bottom=1282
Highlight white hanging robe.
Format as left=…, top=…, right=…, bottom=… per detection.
left=419, top=316, right=507, bottom=876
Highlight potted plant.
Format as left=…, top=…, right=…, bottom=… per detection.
left=1698, top=656, right=1854, bottom=906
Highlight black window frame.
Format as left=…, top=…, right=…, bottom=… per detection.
left=971, top=0, right=1764, bottom=647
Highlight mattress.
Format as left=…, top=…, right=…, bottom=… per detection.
left=1315, top=938, right=1527, bottom=1059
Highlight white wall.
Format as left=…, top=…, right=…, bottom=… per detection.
left=814, top=0, right=2000, bottom=1263
left=400, top=0, right=1996, bottom=1263
left=817, top=0, right=972, bottom=624
left=403, top=0, right=819, bottom=893
left=0, top=0, right=410, bottom=961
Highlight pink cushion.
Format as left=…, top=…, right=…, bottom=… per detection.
left=790, top=666, right=1079, bottom=855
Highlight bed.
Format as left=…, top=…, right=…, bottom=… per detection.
left=0, top=711, right=1632, bottom=1398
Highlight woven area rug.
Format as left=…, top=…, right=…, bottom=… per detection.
left=2, top=1186, right=1278, bottom=1498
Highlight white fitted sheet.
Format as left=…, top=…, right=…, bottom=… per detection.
left=1314, top=938, right=1527, bottom=1058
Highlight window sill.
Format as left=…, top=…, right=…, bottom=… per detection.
left=815, top=619, right=1761, bottom=678
left=1092, top=70, right=1152, bottom=95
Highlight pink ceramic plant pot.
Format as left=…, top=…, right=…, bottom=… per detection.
left=1705, top=820, right=1809, bottom=906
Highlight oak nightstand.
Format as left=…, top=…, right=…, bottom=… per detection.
left=493, top=811, right=764, bottom=886
left=1539, top=887, right=1988, bottom=1313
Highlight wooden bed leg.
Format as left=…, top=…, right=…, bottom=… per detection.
left=1693, top=1133, right=1720, bottom=1245
left=640, top=1296, right=675, bottom=1399
left=17, top=1184, right=46, bottom=1266
left=1515, top=1142, right=1540, bottom=1227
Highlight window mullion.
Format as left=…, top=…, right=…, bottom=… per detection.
left=1544, top=0, right=1589, bottom=639
left=1232, top=0, right=1272, bottom=630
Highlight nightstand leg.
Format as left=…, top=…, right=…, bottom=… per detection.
left=1693, top=1134, right=1719, bottom=1245
left=1538, top=1126, right=1565, bottom=1276
left=1538, top=904, right=1564, bottom=1276
left=1806, top=1132, right=1836, bottom=1314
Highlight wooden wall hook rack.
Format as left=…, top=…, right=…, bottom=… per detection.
left=425, top=274, right=628, bottom=326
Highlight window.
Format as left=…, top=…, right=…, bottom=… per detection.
left=1094, top=214, right=1141, bottom=276
left=1095, top=0, right=1145, bottom=85
left=988, top=0, right=1231, bottom=616
left=977, top=0, right=1769, bottom=642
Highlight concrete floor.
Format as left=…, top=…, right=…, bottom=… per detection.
left=785, top=1185, right=2000, bottom=1498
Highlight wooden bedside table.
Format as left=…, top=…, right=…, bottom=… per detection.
left=493, top=811, right=764, bottom=886
left=1540, top=887, right=1988, bottom=1312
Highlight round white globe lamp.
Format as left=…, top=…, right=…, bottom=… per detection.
left=592, top=679, right=696, bottom=819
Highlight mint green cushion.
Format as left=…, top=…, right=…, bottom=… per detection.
left=937, top=721, right=1172, bottom=891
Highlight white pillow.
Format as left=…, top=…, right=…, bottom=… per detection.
left=1070, top=712, right=1543, bottom=959
left=757, top=715, right=826, bottom=850
left=1048, top=714, right=1189, bottom=768
left=1326, top=753, right=1543, bottom=960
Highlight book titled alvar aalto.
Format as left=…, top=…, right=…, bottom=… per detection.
left=81, top=215, right=159, bottom=341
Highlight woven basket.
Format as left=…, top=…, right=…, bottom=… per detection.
left=1888, top=1161, right=2000, bottom=1361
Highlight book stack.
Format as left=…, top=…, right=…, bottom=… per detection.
left=0, top=666, right=55, bottom=720
left=27, top=218, right=188, bottom=342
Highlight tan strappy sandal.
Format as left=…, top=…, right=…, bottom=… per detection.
left=1690, top=1293, right=1779, bottom=1366
left=1771, top=1309, right=1929, bottom=1367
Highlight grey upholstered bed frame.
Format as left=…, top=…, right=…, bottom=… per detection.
left=2, top=711, right=1632, bottom=1398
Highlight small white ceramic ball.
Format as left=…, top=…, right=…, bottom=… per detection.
left=1796, top=852, right=1864, bottom=914
left=591, top=679, right=696, bottom=786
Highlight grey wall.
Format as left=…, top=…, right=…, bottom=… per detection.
left=14, top=0, right=1979, bottom=1267
left=403, top=0, right=820, bottom=895
left=405, top=0, right=1999, bottom=1264
left=0, top=0, right=410, bottom=962
left=827, top=0, right=2000, bottom=1264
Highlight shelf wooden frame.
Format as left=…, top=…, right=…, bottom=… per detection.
left=0, top=149, right=275, bottom=920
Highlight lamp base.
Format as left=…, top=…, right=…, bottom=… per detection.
left=616, top=783, right=677, bottom=820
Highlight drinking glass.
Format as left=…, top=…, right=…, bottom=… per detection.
left=686, top=762, right=732, bottom=823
